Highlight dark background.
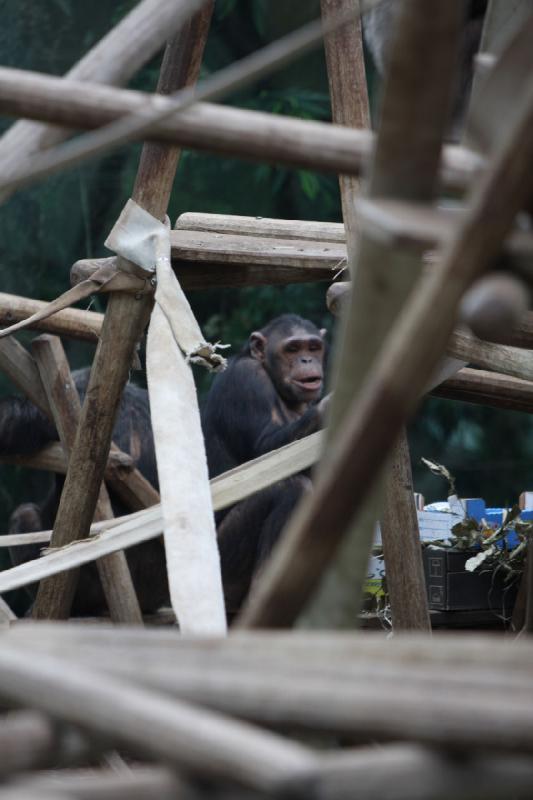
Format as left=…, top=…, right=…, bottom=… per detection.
left=0, top=0, right=531, bottom=545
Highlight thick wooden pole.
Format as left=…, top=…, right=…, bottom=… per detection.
left=381, top=431, right=430, bottom=630
left=239, top=0, right=465, bottom=629
left=291, top=0, right=455, bottom=631
left=32, top=4, right=214, bottom=620
left=31, top=335, right=143, bottom=624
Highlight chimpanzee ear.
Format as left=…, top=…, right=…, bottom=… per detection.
left=320, top=328, right=327, bottom=339
left=249, top=332, right=267, bottom=361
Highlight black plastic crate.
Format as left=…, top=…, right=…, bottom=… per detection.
left=423, top=547, right=518, bottom=613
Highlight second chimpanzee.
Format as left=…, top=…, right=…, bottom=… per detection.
left=202, top=313, right=328, bottom=612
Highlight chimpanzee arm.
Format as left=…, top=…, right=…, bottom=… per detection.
left=254, top=403, right=323, bottom=456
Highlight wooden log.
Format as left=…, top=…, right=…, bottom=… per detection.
left=0, top=643, right=315, bottom=792
left=290, top=0, right=461, bottom=631
left=238, top=6, right=533, bottom=629
left=432, top=367, right=533, bottom=412
left=31, top=335, right=142, bottom=624
left=0, top=0, right=210, bottom=201
left=320, top=0, right=370, bottom=231
left=7, top=635, right=533, bottom=757
left=0, top=712, right=72, bottom=777
left=31, top=9, right=214, bottom=620
left=10, top=625, right=533, bottom=671
left=448, top=327, right=533, bottom=382
left=8, top=768, right=184, bottom=800
left=176, top=212, right=346, bottom=242
left=0, top=293, right=102, bottom=341
left=380, top=430, right=431, bottom=630
left=305, top=746, right=533, bottom=800
left=0, top=65, right=482, bottom=195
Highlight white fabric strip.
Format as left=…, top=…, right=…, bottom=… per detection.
left=106, top=198, right=227, bottom=634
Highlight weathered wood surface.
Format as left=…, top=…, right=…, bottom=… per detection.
left=305, top=0, right=428, bottom=632
left=380, top=430, right=431, bottom=631
left=320, top=0, right=370, bottom=232
left=31, top=8, right=213, bottom=620
left=0, top=0, right=209, bottom=200
left=238, top=2, right=533, bottom=629
left=5, top=628, right=533, bottom=761
left=176, top=212, right=346, bottom=241
left=246, top=1, right=465, bottom=630
left=448, top=327, right=533, bottom=382
left=433, top=367, right=533, bottom=412
left=0, top=642, right=314, bottom=793
left=32, top=335, right=142, bottom=624
left=0, top=65, right=482, bottom=194
left=0, top=293, right=102, bottom=341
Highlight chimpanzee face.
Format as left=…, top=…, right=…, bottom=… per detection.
left=250, top=324, right=326, bottom=408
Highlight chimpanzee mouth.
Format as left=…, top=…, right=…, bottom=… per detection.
left=293, top=377, right=322, bottom=392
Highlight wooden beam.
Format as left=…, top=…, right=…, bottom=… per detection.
left=238, top=6, right=533, bottom=630
left=31, top=335, right=142, bottom=624
left=432, top=367, right=533, bottom=412
left=31, top=6, right=214, bottom=620
left=0, top=65, right=482, bottom=194
left=275, top=0, right=461, bottom=633
left=0, top=293, right=102, bottom=342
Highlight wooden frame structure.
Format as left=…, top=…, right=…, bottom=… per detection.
left=1, top=0, right=533, bottom=794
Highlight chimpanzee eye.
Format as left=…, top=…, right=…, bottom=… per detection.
left=285, top=343, right=299, bottom=353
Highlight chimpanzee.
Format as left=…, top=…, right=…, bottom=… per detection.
left=0, top=370, right=168, bottom=616
left=202, top=314, right=329, bottom=612
left=0, top=314, right=327, bottom=618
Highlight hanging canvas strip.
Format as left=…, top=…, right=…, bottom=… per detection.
left=106, top=198, right=227, bottom=634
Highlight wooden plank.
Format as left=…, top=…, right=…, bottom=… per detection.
left=176, top=212, right=346, bottom=242
left=432, top=367, right=533, bottom=412
left=380, top=430, right=431, bottom=630
left=31, top=7, right=214, bottom=620
left=0, top=63, right=482, bottom=196
left=31, top=335, right=142, bottom=624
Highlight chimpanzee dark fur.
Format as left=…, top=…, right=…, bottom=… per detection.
left=1, top=369, right=168, bottom=616
left=1, top=314, right=327, bottom=618
left=202, top=314, right=328, bottom=612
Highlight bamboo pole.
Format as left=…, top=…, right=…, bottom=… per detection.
left=31, top=9, right=214, bottom=620
left=31, top=335, right=142, bottom=624
left=0, top=65, right=481, bottom=193
left=282, top=0, right=461, bottom=632
left=237, top=7, right=533, bottom=630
